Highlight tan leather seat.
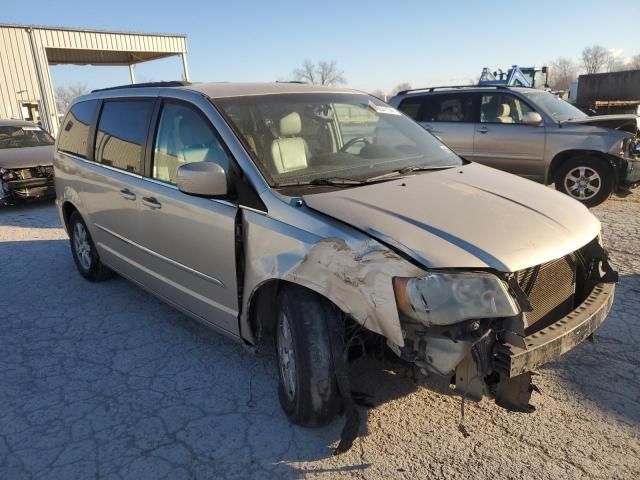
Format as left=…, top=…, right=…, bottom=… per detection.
left=497, top=104, right=513, bottom=123
left=270, top=112, right=309, bottom=174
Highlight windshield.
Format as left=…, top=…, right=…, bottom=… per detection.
left=0, top=125, right=54, bottom=150
left=216, top=93, right=462, bottom=187
left=521, top=91, right=587, bottom=122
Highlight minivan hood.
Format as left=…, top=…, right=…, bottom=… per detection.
left=0, top=145, right=54, bottom=169
left=303, top=163, right=600, bottom=272
left=563, top=114, right=639, bottom=132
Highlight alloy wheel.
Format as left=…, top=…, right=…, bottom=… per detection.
left=564, top=166, right=601, bottom=200
left=73, top=222, right=92, bottom=270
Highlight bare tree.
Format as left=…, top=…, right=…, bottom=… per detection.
left=391, top=82, right=412, bottom=96
left=55, top=83, right=90, bottom=114
left=625, top=54, right=640, bottom=71
left=582, top=46, right=610, bottom=74
left=548, top=57, right=578, bottom=91
left=293, top=59, right=346, bottom=86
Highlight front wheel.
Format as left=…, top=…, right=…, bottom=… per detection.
left=275, top=285, right=342, bottom=426
left=555, top=158, right=613, bottom=207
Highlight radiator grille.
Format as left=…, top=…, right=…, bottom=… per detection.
left=516, top=253, right=578, bottom=334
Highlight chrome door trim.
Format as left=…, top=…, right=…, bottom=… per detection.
left=62, top=152, right=144, bottom=179
left=94, top=222, right=226, bottom=289
left=139, top=175, right=267, bottom=214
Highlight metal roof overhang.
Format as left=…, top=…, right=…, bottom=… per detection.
left=46, top=47, right=180, bottom=66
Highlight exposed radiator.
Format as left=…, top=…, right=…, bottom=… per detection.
left=516, top=253, right=578, bottom=334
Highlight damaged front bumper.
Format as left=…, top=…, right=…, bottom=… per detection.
left=494, top=282, right=614, bottom=378
left=0, top=166, right=55, bottom=204
left=400, top=240, right=618, bottom=413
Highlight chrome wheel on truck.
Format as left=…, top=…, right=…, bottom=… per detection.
left=563, top=166, right=601, bottom=201
left=555, top=157, right=613, bottom=208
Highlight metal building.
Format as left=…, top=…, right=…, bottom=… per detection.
left=0, top=23, right=189, bottom=136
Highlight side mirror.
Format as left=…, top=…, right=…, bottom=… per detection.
left=176, top=161, right=228, bottom=197
left=522, top=112, right=543, bottom=126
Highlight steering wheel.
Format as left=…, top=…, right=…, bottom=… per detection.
left=339, top=136, right=370, bottom=152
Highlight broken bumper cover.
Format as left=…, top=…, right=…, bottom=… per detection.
left=1, top=171, right=55, bottom=202
left=494, top=282, right=615, bottom=378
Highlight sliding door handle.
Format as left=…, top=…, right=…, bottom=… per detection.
left=142, top=196, right=161, bottom=209
left=120, top=188, right=136, bottom=200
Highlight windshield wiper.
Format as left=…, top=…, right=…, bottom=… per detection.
left=275, top=165, right=454, bottom=189
left=275, top=177, right=367, bottom=188
left=364, top=164, right=453, bottom=182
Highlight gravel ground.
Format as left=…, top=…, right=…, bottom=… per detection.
left=1, top=193, right=638, bottom=479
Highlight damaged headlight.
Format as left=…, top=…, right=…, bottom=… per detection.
left=393, top=272, right=520, bottom=326
left=621, top=138, right=640, bottom=157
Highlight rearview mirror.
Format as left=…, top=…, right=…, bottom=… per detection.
left=176, top=162, right=228, bottom=197
left=522, top=112, right=543, bottom=126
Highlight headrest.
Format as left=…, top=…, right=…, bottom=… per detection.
left=279, top=112, right=301, bottom=136
left=178, top=114, right=211, bottom=147
left=180, top=144, right=228, bottom=169
left=497, top=104, right=511, bottom=116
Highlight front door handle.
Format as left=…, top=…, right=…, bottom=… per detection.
left=142, top=196, right=161, bottom=209
left=477, top=126, right=490, bottom=134
left=120, top=188, right=136, bottom=200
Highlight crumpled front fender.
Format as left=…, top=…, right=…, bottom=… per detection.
left=240, top=209, right=425, bottom=347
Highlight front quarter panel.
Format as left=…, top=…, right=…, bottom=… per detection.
left=240, top=206, right=425, bottom=347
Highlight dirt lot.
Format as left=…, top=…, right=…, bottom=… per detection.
left=1, top=193, right=639, bottom=479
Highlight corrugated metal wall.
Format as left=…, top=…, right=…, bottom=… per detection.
left=0, top=25, right=187, bottom=136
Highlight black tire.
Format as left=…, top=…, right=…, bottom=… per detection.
left=275, top=285, right=342, bottom=426
left=554, top=157, right=614, bottom=208
left=68, top=211, right=113, bottom=282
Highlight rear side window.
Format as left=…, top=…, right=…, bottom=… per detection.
left=57, top=100, right=98, bottom=158
left=419, top=94, right=474, bottom=123
left=94, top=100, right=153, bottom=174
left=397, top=98, right=423, bottom=120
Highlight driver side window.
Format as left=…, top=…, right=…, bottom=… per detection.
left=480, top=94, right=534, bottom=124
left=152, top=102, right=230, bottom=184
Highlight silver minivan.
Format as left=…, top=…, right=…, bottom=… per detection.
left=54, top=82, right=617, bottom=446
left=389, top=86, right=640, bottom=207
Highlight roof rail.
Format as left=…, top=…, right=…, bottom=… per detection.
left=91, top=81, right=191, bottom=93
left=396, top=84, right=514, bottom=96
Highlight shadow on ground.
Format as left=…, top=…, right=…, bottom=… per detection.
left=0, top=199, right=60, bottom=228
left=0, top=236, right=425, bottom=479
left=544, top=273, right=640, bottom=428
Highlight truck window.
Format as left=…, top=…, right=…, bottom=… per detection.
left=397, top=98, right=423, bottom=120
left=94, top=100, right=153, bottom=174
left=480, top=94, right=534, bottom=124
left=419, top=94, right=474, bottom=123
left=57, top=100, right=98, bottom=158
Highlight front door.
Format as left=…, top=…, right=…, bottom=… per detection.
left=135, top=100, right=239, bottom=335
left=471, top=93, right=546, bottom=181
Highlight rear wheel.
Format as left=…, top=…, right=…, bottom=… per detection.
left=555, top=157, right=613, bottom=207
left=69, top=211, right=113, bottom=282
left=275, top=285, right=342, bottom=426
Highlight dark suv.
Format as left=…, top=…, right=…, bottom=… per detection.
left=389, top=86, right=640, bottom=207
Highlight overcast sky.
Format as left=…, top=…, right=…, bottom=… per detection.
left=3, top=0, right=640, bottom=93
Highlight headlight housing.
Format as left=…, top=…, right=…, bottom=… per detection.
left=393, top=271, right=520, bottom=326
left=621, top=138, right=640, bottom=158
